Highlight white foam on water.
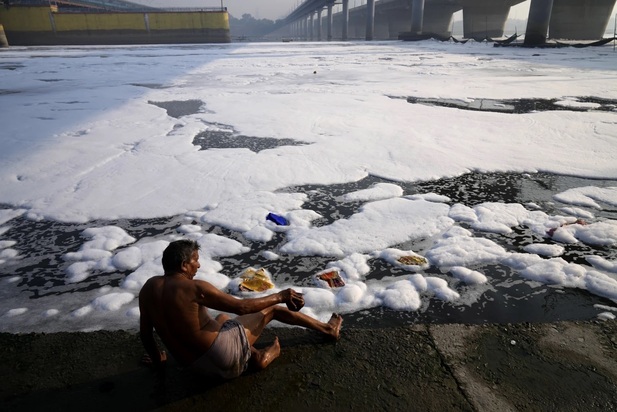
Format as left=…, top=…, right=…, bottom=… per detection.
left=523, top=243, right=565, bottom=257
left=341, top=183, right=403, bottom=202
left=0, top=42, right=616, bottom=332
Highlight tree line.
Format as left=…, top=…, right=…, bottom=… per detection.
left=229, top=13, right=280, bottom=40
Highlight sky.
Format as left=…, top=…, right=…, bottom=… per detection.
left=1, top=41, right=617, bottom=333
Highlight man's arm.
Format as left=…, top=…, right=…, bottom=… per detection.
left=195, top=280, right=303, bottom=315
left=139, top=294, right=166, bottom=368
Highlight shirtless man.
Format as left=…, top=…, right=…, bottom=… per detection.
left=139, top=239, right=343, bottom=380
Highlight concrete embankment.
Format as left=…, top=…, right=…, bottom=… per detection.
left=2, top=320, right=616, bottom=411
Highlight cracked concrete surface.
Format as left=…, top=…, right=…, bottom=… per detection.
left=430, top=324, right=518, bottom=411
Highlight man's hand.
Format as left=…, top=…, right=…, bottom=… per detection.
left=281, top=288, right=304, bottom=311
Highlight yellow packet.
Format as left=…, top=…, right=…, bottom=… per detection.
left=239, top=267, right=274, bottom=292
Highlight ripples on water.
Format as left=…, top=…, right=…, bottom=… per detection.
left=2, top=171, right=616, bottom=328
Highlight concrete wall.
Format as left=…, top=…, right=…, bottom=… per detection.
left=0, top=6, right=230, bottom=45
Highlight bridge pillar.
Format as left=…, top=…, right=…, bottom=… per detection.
left=462, top=0, right=520, bottom=40
left=342, top=0, right=349, bottom=40
left=298, top=20, right=303, bottom=39
left=374, top=11, right=391, bottom=39
left=387, top=9, right=412, bottom=39
left=348, top=9, right=361, bottom=39
left=549, top=0, right=617, bottom=40
left=327, top=3, right=334, bottom=40
left=410, top=0, right=425, bottom=34
left=309, top=13, right=314, bottom=41
left=366, top=0, right=376, bottom=40
left=424, top=3, right=461, bottom=38
left=317, top=9, right=322, bottom=41
left=300, top=20, right=305, bottom=39
left=524, top=0, right=553, bottom=45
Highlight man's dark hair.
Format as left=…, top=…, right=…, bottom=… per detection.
left=162, top=239, right=200, bottom=274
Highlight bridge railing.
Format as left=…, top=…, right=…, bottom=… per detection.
left=140, top=7, right=226, bottom=13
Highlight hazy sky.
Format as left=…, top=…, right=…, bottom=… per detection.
left=134, top=0, right=616, bottom=24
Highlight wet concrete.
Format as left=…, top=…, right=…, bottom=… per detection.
left=2, top=320, right=616, bottom=411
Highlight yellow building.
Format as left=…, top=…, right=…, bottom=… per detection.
left=0, top=1, right=230, bottom=45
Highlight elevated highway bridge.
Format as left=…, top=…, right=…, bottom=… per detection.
left=279, top=0, right=617, bottom=45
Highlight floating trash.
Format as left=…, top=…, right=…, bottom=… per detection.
left=315, top=268, right=345, bottom=288
left=238, top=267, right=275, bottom=292
left=397, top=255, right=428, bottom=266
left=266, top=212, right=289, bottom=226
left=546, top=219, right=588, bottom=237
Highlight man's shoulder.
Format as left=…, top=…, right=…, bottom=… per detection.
left=141, top=275, right=164, bottom=291
left=144, top=275, right=164, bottom=284
left=193, top=278, right=216, bottom=290
left=193, top=279, right=226, bottom=298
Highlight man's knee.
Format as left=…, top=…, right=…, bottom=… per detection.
left=260, top=306, right=276, bottom=321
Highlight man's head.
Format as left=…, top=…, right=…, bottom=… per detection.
left=162, top=240, right=201, bottom=275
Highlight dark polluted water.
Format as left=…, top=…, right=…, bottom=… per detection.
left=404, top=95, right=617, bottom=114
left=148, top=99, right=311, bottom=153
left=1, top=171, right=616, bottom=329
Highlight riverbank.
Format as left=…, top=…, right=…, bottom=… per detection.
left=2, top=320, right=617, bottom=411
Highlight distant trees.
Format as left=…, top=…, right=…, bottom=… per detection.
left=229, top=13, right=280, bottom=40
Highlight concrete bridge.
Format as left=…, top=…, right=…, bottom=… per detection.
left=280, top=0, right=617, bottom=45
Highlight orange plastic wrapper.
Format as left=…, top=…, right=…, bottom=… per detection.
left=316, top=269, right=345, bottom=288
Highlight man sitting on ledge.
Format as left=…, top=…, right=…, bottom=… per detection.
left=139, top=239, right=343, bottom=380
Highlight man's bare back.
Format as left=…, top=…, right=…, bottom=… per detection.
left=139, top=275, right=224, bottom=365
left=139, top=240, right=342, bottom=379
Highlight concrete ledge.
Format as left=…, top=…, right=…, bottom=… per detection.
left=2, top=320, right=617, bottom=411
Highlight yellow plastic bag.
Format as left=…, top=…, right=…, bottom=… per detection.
left=397, top=255, right=428, bottom=266
left=239, top=267, right=274, bottom=292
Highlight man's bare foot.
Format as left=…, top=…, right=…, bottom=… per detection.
left=267, top=337, right=281, bottom=358
left=326, top=313, right=343, bottom=340
left=251, top=337, right=281, bottom=370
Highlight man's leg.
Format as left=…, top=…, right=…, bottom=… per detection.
left=214, top=313, right=231, bottom=324
left=198, top=305, right=229, bottom=329
left=238, top=306, right=341, bottom=346
left=235, top=307, right=341, bottom=371
left=248, top=337, right=281, bottom=370
left=236, top=306, right=342, bottom=345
